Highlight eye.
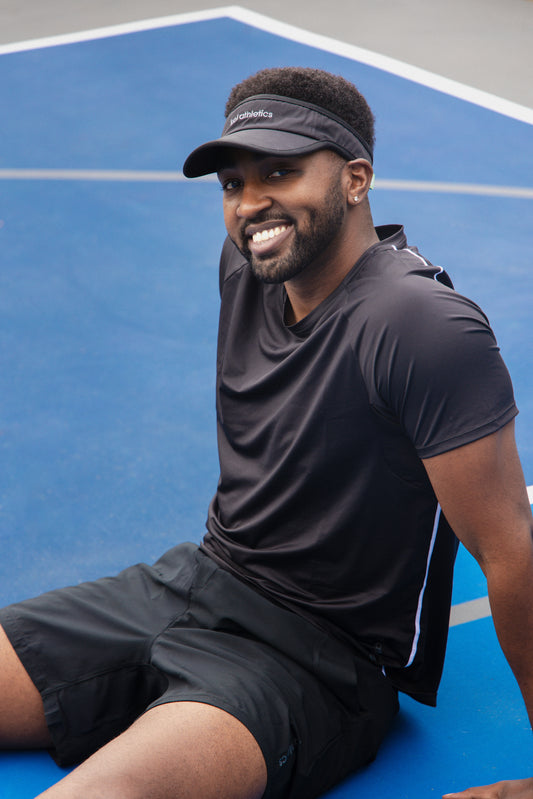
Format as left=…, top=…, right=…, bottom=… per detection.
left=219, top=177, right=241, bottom=192
left=268, top=167, right=293, bottom=179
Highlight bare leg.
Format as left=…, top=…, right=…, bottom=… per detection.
left=35, top=701, right=268, bottom=799
left=0, top=624, right=267, bottom=798
left=0, top=624, right=51, bottom=748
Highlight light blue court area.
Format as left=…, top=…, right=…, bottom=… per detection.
left=0, top=8, right=532, bottom=797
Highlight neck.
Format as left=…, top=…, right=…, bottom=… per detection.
left=285, top=219, right=379, bottom=324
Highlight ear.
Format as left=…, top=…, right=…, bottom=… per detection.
left=344, top=159, right=374, bottom=206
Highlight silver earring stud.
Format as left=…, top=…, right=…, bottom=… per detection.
left=353, top=195, right=359, bottom=203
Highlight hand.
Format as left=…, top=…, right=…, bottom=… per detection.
left=443, top=778, right=533, bottom=799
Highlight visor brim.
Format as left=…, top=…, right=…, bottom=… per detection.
left=182, top=129, right=324, bottom=177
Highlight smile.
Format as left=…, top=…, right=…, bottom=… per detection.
left=246, top=221, right=294, bottom=258
left=251, top=225, right=288, bottom=244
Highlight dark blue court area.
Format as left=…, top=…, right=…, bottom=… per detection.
left=1, top=10, right=532, bottom=797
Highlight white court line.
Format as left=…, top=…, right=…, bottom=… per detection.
left=450, top=596, right=491, bottom=627
left=374, top=179, right=533, bottom=200
left=2, top=164, right=531, bottom=628
left=1, top=14, right=532, bottom=626
left=0, top=169, right=193, bottom=182
left=1, top=170, right=533, bottom=200
left=0, top=8, right=230, bottom=53
left=0, top=5, right=532, bottom=126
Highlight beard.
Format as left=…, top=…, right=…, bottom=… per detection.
left=237, top=180, right=346, bottom=285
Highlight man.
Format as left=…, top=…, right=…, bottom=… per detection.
left=0, top=67, right=532, bottom=799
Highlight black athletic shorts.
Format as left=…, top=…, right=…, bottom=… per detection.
left=0, top=543, right=399, bottom=799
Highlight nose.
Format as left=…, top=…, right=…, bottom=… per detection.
left=236, top=180, right=272, bottom=219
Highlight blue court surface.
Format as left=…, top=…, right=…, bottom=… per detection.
left=1, top=8, right=532, bottom=797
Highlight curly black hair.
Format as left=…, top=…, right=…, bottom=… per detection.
left=225, top=66, right=375, bottom=152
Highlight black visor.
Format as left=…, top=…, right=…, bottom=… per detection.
left=183, top=94, right=373, bottom=177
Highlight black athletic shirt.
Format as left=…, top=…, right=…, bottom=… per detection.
left=201, top=224, right=517, bottom=704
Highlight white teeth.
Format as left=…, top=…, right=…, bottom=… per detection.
left=252, top=225, right=287, bottom=243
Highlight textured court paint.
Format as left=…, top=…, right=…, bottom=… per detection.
left=1, top=12, right=532, bottom=798
left=1, top=6, right=531, bottom=615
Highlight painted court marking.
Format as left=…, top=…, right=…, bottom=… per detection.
left=1, top=6, right=533, bottom=125
left=1, top=170, right=533, bottom=200
left=1, top=8, right=531, bottom=631
left=1, top=13, right=532, bottom=799
left=449, top=596, right=491, bottom=627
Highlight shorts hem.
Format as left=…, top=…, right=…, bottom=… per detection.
left=0, top=606, right=48, bottom=692
left=0, top=607, right=67, bottom=763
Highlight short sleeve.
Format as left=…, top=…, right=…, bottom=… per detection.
left=361, top=277, right=517, bottom=458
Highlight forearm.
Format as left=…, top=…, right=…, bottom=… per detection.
left=485, top=546, right=533, bottom=727
left=422, top=424, right=533, bottom=799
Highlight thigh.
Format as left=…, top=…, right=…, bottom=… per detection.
left=148, top=628, right=397, bottom=799
left=35, top=701, right=267, bottom=799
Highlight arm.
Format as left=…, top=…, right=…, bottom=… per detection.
left=422, top=420, right=533, bottom=798
left=442, top=779, right=533, bottom=799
